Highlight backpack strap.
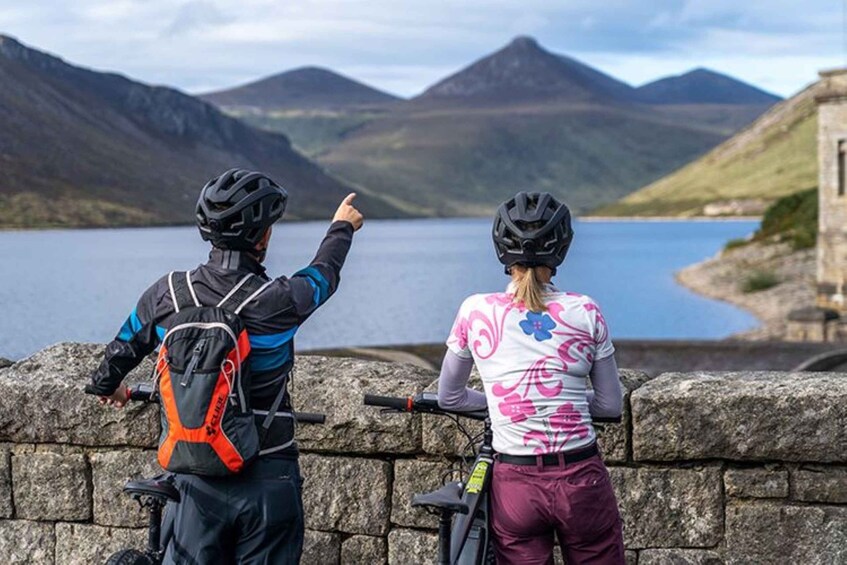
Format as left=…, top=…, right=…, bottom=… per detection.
left=216, top=274, right=274, bottom=315
left=168, top=271, right=201, bottom=313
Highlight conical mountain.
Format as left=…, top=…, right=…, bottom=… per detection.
left=0, top=35, right=398, bottom=227
left=202, top=66, right=401, bottom=110
left=416, top=36, right=635, bottom=105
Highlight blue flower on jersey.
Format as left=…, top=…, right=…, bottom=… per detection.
left=519, top=312, right=556, bottom=341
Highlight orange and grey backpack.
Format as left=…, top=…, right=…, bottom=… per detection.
left=153, top=271, right=274, bottom=476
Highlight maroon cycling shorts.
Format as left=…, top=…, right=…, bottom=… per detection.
left=490, top=452, right=625, bottom=565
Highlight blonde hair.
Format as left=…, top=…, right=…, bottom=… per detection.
left=511, top=266, right=549, bottom=312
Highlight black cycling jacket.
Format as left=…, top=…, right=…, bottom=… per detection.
left=87, top=221, right=355, bottom=456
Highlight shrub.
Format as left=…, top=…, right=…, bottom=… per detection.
left=741, top=270, right=780, bottom=293
left=724, top=237, right=749, bottom=252
left=753, top=188, right=818, bottom=249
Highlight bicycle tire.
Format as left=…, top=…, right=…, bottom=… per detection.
left=105, top=549, right=156, bottom=565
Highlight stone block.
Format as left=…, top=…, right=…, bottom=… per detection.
left=639, top=549, right=723, bottom=564
left=0, top=343, right=158, bottom=447
left=725, top=501, right=847, bottom=564
left=54, top=523, right=147, bottom=565
left=391, top=458, right=447, bottom=529
left=12, top=451, right=92, bottom=521
left=724, top=466, right=788, bottom=499
left=295, top=356, right=435, bottom=455
left=793, top=466, right=847, bottom=503
left=301, top=454, right=392, bottom=535
left=632, top=372, right=847, bottom=462
left=0, top=519, right=55, bottom=564
left=0, top=450, right=11, bottom=518
left=303, top=529, right=341, bottom=565
left=610, top=466, right=723, bottom=548
left=387, top=528, right=438, bottom=565
left=341, top=535, right=387, bottom=564
left=90, top=450, right=160, bottom=527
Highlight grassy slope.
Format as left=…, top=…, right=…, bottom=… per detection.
left=595, top=84, right=818, bottom=217
left=227, top=109, right=379, bottom=157
left=315, top=103, right=726, bottom=216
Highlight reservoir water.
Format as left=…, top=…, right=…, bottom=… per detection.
left=0, top=218, right=759, bottom=360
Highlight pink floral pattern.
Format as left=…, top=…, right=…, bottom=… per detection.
left=447, top=289, right=613, bottom=455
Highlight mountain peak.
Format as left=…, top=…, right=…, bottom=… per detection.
left=417, top=37, right=634, bottom=105
left=505, top=35, right=542, bottom=51
left=636, top=68, right=781, bottom=105
left=202, top=65, right=400, bottom=110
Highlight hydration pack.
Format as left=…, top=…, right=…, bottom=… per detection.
left=154, top=271, right=273, bottom=476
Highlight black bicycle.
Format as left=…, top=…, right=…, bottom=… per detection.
left=364, top=391, right=621, bottom=565
left=105, top=383, right=326, bottom=565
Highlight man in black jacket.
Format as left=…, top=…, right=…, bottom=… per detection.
left=86, top=169, right=363, bottom=564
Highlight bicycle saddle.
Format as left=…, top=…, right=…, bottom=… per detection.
left=124, top=476, right=181, bottom=503
left=412, top=481, right=469, bottom=514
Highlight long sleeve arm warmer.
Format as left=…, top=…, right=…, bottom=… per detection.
left=437, top=350, right=487, bottom=411
left=588, top=354, right=623, bottom=418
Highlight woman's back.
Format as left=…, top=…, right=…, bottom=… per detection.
left=446, top=284, right=613, bottom=456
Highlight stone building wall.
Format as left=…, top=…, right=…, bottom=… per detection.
left=1, top=343, right=846, bottom=564
left=816, top=69, right=847, bottom=311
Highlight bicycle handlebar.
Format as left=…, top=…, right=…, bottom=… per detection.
left=364, top=392, right=488, bottom=421
left=127, top=384, right=326, bottom=424
left=363, top=391, right=622, bottom=424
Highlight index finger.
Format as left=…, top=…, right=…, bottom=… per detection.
left=342, top=192, right=357, bottom=206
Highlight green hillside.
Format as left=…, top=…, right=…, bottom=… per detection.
left=318, top=104, right=726, bottom=216
left=595, top=83, right=819, bottom=217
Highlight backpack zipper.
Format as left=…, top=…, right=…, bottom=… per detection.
left=180, top=338, right=206, bottom=387
left=164, top=322, right=247, bottom=412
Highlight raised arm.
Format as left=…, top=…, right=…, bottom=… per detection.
left=289, top=193, right=363, bottom=322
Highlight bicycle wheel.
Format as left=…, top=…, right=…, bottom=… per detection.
left=105, top=549, right=155, bottom=565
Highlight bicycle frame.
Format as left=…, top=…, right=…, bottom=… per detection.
left=451, top=421, right=494, bottom=565
left=363, top=392, right=493, bottom=565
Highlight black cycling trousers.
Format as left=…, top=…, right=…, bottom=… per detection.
left=162, top=457, right=304, bottom=565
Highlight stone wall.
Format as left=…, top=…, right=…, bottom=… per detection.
left=1, top=343, right=846, bottom=564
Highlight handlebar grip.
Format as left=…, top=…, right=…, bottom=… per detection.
left=128, top=383, right=155, bottom=403
left=294, top=412, right=326, bottom=424
left=363, top=394, right=411, bottom=412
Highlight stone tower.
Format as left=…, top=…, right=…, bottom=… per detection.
left=816, top=69, right=847, bottom=312
left=786, top=70, right=847, bottom=342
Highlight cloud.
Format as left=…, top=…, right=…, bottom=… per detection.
left=0, top=0, right=841, bottom=97
left=161, top=1, right=231, bottom=37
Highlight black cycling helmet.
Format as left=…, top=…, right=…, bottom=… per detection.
left=196, top=168, right=288, bottom=250
left=492, top=191, right=573, bottom=274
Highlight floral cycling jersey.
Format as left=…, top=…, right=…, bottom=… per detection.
left=446, top=283, right=614, bottom=456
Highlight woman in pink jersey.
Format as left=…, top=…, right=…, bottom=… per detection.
left=438, top=192, right=625, bottom=565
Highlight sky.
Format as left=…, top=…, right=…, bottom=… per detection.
left=0, top=0, right=843, bottom=98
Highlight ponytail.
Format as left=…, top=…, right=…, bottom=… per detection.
left=512, top=266, right=549, bottom=312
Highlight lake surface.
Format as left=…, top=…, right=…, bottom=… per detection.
left=0, top=218, right=759, bottom=360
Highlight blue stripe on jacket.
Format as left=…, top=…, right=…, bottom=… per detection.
left=248, top=328, right=297, bottom=372
left=294, top=266, right=331, bottom=306
left=117, top=309, right=143, bottom=342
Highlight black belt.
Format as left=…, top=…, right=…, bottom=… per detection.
left=497, top=443, right=599, bottom=466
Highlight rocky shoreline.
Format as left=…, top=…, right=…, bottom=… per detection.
left=676, top=241, right=816, bottom=340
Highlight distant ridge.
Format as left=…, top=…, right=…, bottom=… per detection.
left=0, top=35, right=399, bottom=228
left=202, top=66, right=401, bottom=110
left=415, top=36, right=635, bottom=105
left=636, top=68, right=782, bottom=105
left=597, top=81, right=818, bottom=217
